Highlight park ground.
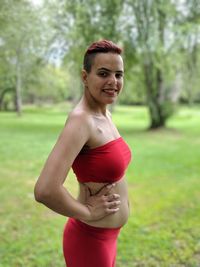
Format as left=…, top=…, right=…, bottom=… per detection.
left=0, top=104, right=200, bottom=267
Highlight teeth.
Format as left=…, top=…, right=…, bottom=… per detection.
left=102, top=89, right=118, bottom=95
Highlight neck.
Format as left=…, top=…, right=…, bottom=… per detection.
left=80, top=89, right=107, bottom=116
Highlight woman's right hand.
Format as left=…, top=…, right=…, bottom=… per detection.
left=83, top=183, right=121, bottom=222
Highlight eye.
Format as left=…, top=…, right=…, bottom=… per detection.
left=98, top=71, right=108, bottom=77
left=115, top=73, right=123, bottom=79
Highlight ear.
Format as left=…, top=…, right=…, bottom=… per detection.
left=81, top=69, right=88, bottom=86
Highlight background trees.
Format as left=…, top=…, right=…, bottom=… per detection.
left=0, top=0, right=199, bottom=127
left=0, top=0, right=44, bottom=114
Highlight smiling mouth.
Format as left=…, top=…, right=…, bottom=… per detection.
left=102, top=89, right=118, bottom=93
left=102, top=89, right=118, bottom=97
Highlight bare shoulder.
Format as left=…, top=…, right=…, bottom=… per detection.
left=66, top=108, right=91, bottom=124
left=60, top=108, right=94, bottom=147
left=44, top=108, right=93, bottom=170
left=65, top=108, right=93, bottom=133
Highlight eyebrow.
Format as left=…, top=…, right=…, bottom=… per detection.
left=97, top=67, right=124, bottom=74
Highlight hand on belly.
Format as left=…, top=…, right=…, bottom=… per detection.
left=82, top=183, right=121, bottom=222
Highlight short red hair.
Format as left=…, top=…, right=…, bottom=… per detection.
left=83, top=40, right=122, bottom=73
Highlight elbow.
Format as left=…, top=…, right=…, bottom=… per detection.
left=34, top=182, right=49, bottom=203
left=34, top=186, right=43, bottom=203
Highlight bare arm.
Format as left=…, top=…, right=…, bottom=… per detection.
left=34, top=111, right=120, bottom=221
left=34, top=112, right=91, bottom=220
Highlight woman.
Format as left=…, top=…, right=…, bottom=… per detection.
left=34, top=40, right=132, bottom=267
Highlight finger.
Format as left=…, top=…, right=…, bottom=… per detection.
left=106, top=207, right=120, bottom=214
left=107, top=194, right=120, bottom=202
left=103, top=199, right=121, bottom=210
left=97, top=183, right=116, bottom=196
left=108, top=200, right=121, bottom=209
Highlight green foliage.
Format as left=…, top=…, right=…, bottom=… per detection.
left=0, top=104, right=200, bottom=266
left=24, top=65, right=70, bottom=104
left=0, top=0, right=55, bottom=110
left=0, top=0, right=200, bottom=121
left=119, top=69, right=146, bottom=105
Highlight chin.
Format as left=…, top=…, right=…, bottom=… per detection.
left=105, top=98, right=117, bottom=105
left=106, top=95, right=119, bottom=104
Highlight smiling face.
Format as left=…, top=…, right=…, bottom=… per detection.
left=82, top=52, right=124, bottom=105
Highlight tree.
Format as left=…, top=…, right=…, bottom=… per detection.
left=0, top=0, right=53, bottom=114
left=121, top=0, right=180, bottom=128
left=1, top=0, right=199, bottom=118
left=178, top=0, right=200, bottom=105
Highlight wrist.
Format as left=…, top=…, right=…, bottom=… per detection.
left=73, top=203, right=92, bottom=222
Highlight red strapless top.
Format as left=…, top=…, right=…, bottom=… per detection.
left=72, top=137, right=132, bottom=183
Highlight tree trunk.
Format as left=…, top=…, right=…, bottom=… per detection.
left=148, top=98, right=166, bottom=129
left=15, top=60, right=22, bottom=115
left=144, top=62, right=166, bottom=129
left=0, top=88, right=14, bottom=111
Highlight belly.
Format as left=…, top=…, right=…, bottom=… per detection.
left=77, top=176, right=129, bottom=228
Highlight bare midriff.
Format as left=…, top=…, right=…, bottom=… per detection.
left=77, top=175, right=129, bottom=228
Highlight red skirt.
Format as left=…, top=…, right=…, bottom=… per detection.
left=63, top=218, right=121, bottom=267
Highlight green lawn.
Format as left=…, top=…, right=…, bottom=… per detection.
left=0, top=104, right=200, bottom=267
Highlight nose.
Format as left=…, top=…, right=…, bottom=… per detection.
left=107, top=74, right=117, bottom=86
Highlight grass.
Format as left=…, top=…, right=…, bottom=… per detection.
left=0, top=104, right=200, bottom=267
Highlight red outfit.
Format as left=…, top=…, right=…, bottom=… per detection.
left=72, top=137, right=132, bottom=183
left=63, top=137, right=132, bottom=267
left=63, top=218, right=120, bottom=267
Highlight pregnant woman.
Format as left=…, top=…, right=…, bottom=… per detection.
left=34, top=39, right=132, bottom=267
